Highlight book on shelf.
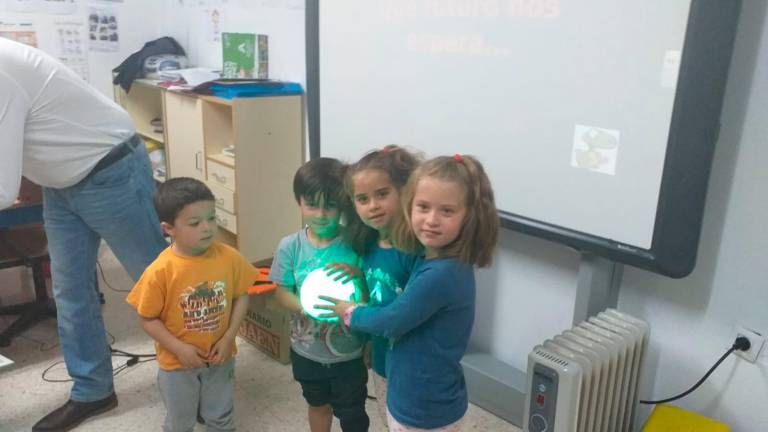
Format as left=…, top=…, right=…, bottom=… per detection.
left=221, top=33, right=268, bottom=79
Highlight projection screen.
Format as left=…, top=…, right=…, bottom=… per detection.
left=307, top=0, right=742, bottom=277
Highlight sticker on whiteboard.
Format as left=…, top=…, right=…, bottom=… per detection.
left=571, top=125, right=620, bottom=175
left=660, top=50, right=681, bottom=88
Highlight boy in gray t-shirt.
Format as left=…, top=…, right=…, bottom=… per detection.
left=269, top=157, right=369, bottom=432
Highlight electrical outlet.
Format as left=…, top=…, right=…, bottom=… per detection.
left=733, top=325, right=766, bottom=363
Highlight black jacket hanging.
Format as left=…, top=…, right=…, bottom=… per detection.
left=112, top=37, right=186, bottom=92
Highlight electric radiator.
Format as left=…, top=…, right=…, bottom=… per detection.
left=523, top=309, right=649, bottom=432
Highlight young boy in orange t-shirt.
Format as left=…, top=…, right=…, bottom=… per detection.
left=127, top=177, right=256, bottom=431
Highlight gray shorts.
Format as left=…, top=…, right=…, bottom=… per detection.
left=157, top=359, right=236, bottom=432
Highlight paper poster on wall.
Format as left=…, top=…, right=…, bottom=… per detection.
left=0, top=21, right=38, bottom=47
left=203, top=7, right=227, bottom=43
left=88, top=6, right=119, bottom=51
left=55, top=21, right=89, bottom=81
left=42, top=0, right=77, bottom=14
left=6, top=0, right=40, bottom=13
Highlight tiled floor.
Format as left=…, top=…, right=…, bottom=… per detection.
left=0, top=244, right=520, bottom=431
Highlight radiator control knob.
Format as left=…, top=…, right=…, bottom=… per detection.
left=529, top=414, right=548, bottom=432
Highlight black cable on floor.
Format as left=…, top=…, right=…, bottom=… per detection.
left=110, top=346, right=156, bottom=358
left=96, top=260, right=130, bottom=293
left=42, top=351, right=156, bottom=383
left=39, top=331, right=156, bottom=383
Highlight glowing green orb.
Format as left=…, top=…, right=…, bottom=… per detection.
left=299, top=268, right=357, bottom=321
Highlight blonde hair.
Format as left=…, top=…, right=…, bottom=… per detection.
left=392, top=154, right=499, bottom=267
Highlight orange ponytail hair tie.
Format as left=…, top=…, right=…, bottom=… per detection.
left=453, top=154, right=463, bottom=162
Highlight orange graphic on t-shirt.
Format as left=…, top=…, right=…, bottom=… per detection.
left=179, top=280, right=227, bottom=333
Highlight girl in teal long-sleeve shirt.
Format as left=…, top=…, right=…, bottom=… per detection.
left=321, top=154, right=499, bottom=431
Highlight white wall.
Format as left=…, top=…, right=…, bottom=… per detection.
left=1, top=0, right=304, bottom=96
left=0, top=0, right=164, bottom=96
left=619, top=0, right=768, bottom=428
left=475, top=1, right=768, bottom=430
left=159, top=0, right=306, bottom=86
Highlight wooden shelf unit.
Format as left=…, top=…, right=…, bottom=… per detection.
left=114, top=81, right=305, bottom=262
left=116, top=79, right=166, bottom=143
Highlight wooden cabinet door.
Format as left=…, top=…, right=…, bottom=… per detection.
left=164, top=92, right=205, bottom=181
left=233, top=96, right=304, bottom=262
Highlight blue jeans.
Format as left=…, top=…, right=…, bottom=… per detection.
left=43, top=136, right=166, bottom=402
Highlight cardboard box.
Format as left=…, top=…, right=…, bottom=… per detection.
left=238, top=291, right=291, bottom=364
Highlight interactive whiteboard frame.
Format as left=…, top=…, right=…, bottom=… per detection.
left=305, top=0, right=742, bottom=278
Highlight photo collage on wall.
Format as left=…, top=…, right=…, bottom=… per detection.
left=88, top=6, right=119, bottom=51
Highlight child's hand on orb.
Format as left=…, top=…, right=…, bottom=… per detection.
left=314, top=296, right=354, bottom=320
left=324, top=262, right=361, bottom=283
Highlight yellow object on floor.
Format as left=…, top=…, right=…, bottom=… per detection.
left=642, top=404, right=730, bottom=431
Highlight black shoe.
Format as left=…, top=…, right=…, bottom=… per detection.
left=32, top=393, right=118, bottom=431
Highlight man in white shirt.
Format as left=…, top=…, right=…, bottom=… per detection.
left=1, top=38, right=167, bottom=431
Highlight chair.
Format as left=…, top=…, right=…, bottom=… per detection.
left=0, top=204, right=55, bottom=347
